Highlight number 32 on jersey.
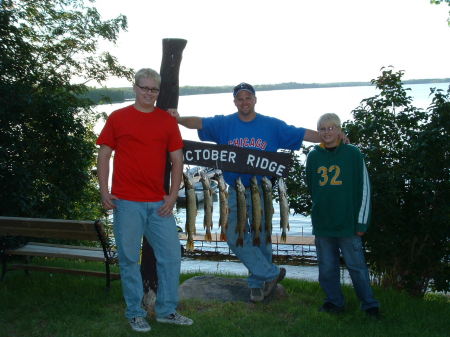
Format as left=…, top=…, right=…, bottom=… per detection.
left=317, top=165, right=343, bottom=186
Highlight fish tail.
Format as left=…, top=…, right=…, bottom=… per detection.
left=186, top=239, right=195, bottom=251
left=204, top=232, right=212, bottom=242
left=281, top=232, right=287, bottom=243
left=220, top=232, right=227, bottom=241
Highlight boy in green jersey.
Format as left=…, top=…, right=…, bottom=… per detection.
left=306, top=113, right=380, bottom=318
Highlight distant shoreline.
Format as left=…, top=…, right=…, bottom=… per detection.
left=179, top=78, right=450, bottom=96
left=87, top=78, right=450, bottom=104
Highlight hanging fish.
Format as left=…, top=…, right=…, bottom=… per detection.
left=278, top=177, right=290, bottom=243
left=183, top=172, right=197, bottom=251
left=235, top=177, right=247, bottom=247
left=261, top=176, right=274, bottom=244
left=250, top=176, right=263, bottom=246
left=217, top=174, right=229, bottom=241
left=200, top=171, right=214, bottom=242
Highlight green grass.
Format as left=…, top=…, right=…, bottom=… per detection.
left=1, top=258, right=449, bottom=337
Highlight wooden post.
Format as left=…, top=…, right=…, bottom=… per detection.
left=141, top=38, right=187, bottom=295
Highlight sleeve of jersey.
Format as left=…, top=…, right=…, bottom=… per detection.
left=275, top=119, right=306, bottom=150
left=356, top=154, right=372, bottom=232
left=96, top=116, right=116, bottom=149
left=197, top=115, right=224, bottom=143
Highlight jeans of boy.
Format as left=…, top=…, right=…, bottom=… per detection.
left=227, top=186, right=279, bottom=289
left=315, top=235, right=379, bottom=310
left=113, top=199, right=181, bottom=319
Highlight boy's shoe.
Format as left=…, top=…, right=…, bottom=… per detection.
left=250, top=288, right=264, bottom=302
left=129, top=317, right=151, bottom=332
left=319, top=302, right=344, bottom=314
left=263, top=267, right=286, bottom=297
left=156, top=312, right=193, bottom=326
left=365, top=306, right=381, bottom=319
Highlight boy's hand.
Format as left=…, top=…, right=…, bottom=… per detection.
left=356, top=231, right=365, bottom=236
left=101, top=192, right=118, bottom=210
left=158, top=194, right=177, bottom=217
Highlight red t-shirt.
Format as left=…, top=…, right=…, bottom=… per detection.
left=97, top=105, right=183, bottom=202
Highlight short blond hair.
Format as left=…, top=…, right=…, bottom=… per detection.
left=317, top=113, right=341, bottom=130
left=134, top=68, right=161, bottom=86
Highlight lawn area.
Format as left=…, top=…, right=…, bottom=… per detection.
left=0, top=258, right=449, bottom=337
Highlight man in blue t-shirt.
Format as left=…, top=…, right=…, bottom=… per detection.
left=172, top=82, right=322, bottom=302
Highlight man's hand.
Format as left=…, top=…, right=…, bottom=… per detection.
left=167, top=108, right=180, bottom=120
left=340, top=132, right=350, bottom=144
left=158, top=194, right=177, bottom=217
left=356, top=231, right=365, bottom=236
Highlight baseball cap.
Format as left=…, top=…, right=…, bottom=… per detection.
left=233, top=82, right=255, bottom=97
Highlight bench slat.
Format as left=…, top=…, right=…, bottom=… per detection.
left=10, top=264, right=120, bottom=279
left=0, top=216, right=100, bottom=240
left=6, top=243, right=108, bottom=261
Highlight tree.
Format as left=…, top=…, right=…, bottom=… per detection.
left=0, top=0, right=133, bottom=219
left=286, top=68, right=450, bottom=296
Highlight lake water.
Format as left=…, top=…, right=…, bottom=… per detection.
left=95, top=82, right=449, bottom=238
left=95, top=82, right=449, bottom=280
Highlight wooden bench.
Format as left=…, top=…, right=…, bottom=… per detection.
left=0, top=216, right=120, bottom=289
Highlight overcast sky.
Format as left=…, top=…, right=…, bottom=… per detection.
left=93, top=0, right=450, bottom=88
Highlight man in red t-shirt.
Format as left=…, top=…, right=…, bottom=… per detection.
left=97, top=68, right=192, bottom=332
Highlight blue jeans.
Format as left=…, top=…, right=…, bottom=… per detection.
left=315, top=236, right=379, bottom=310
left=113, top=199, right=181, bottom=319
left=227, top=186, right=279, bottom=289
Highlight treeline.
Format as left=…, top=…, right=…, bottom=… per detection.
left=87, top=78, right=450, bottom=104
left=83, top=87, right=132, bottom=103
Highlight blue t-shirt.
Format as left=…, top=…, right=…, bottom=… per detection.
left=198, top=113, right=306, bottom=187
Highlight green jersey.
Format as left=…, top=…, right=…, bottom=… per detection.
left=306, top=143, right=371, bottom=237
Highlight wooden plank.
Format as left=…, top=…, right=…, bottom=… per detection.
left=10, top=264, right=121, bottom=279
left=178, top=233, right=315, bottom=245
left=6, top=243, right=107, bottom=261
left=271, top=235, right=315, bottom=245
left=0, top=216, right=99, bottom=240
left=25, top=242, right=105, bottom=251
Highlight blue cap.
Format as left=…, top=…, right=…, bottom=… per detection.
left=233, top=82, right=255, bottom=97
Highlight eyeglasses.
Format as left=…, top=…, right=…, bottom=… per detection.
left=136, top=84, right=160, bottom=94
left=318, top=126, right=338, bottom=133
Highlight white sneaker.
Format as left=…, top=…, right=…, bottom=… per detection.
left=156, top=312, right=193, bottom=325
left=129, top=317, right=151, bottom=332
